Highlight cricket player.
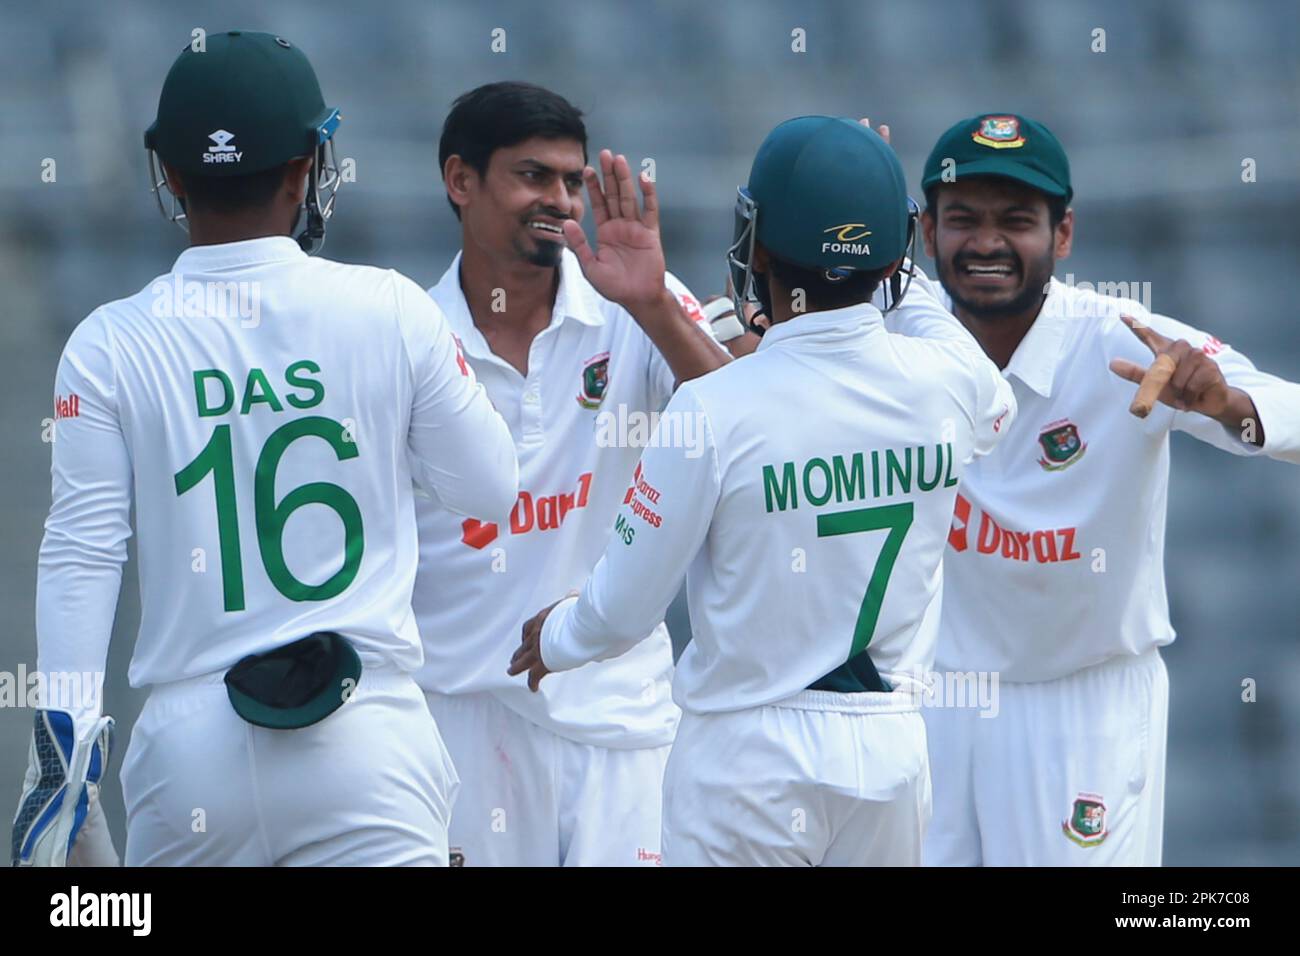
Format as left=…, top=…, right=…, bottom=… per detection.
left=917, top=113, right=1300, bottom=866
left=510, top=116, right=1017, bottom=866
left=12, top=31, right=518, bottom=867
left=412, top=82, right=730, bottom=867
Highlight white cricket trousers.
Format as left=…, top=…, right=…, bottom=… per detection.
left=662, top=689, right=931, bottom=866
left=121, top=661, right=459, bottom=866
left=923, top=646, right=1168, bottom=866
left=424, top=690, right=669, bottom=866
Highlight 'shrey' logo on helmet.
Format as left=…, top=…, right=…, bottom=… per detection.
left=972, top=115, right=1026, bottom=150
left=821, top=222, right=873, bottom=256
left=204, top=129, right=242, bottom=164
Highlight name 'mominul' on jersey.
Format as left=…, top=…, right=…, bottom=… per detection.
left=541, top=300, right=1016, bottom=713
left=36, top=237, right=518, bottom=728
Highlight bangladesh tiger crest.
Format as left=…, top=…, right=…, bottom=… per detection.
left=972, top=115, right=1026, bottom=149
left=1062, top=793, right=1108, bottom=847
left=1037, top=419, right=1086, bottom=471
left=577, top=352, right=610, bottom=409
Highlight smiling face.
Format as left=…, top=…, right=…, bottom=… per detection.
left=450, top=136, right=586, bottom=269
left=922, top=177, right=1073, bottom=322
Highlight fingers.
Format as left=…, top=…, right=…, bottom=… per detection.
left=584, top=164, right=610, bottom=227
left=587, top=149, right=650, bottom=225
left=858, top=117, right=890, bottom=144
left=1120, top=313, right=1169, bottom=356
left=1109, top=357, right=1147, bottom=385
left=613, top=153, right=638, bottom=220
left=1168, top=348, right=1226, bottom=413
left=507, top=638, right=533, bottom=675
left=599, top=150, right=623, bottom=220
left=508, top=639, right=539, bottom=677
left=1129, top=352, right=1178, bottom=418
left=638, top=168, right=659, bottom=231
left=508, top=614, right=540, bottom=675
left=563, top=219, right=596, bottom=270
left=1165, top=340, right=1196, bottom=393
left=528, top=662, right=547, bottom=693
left=1181, top=359, right=1224, bottom=404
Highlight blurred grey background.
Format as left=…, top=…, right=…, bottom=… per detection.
left=2, top=0, right=1297, bottom=865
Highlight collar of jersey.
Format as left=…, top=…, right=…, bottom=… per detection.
left=755, top=302, right=884, bottom=352
left=1002, top=276, right=1071, bottom=398
left=431, top=249, right=603, bottom=361
left=171, top=236, right=306, bottom=274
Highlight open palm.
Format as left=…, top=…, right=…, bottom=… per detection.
left=563, top=149, right=666, bottom=311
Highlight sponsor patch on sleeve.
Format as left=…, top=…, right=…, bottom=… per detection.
left=677, top=291, right=706, bottom=324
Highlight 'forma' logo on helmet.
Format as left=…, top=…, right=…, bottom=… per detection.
left=823, top=223, right=872, bottom=243
left=821, top=222, right=873, bottom=255
left=203, top=129, right=242, bottom=165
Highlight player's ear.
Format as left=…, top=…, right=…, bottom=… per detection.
left=162, top=162, right=187, bottom=199
left=920, top=207, right=937, bottom=259
left=752, top=242, right=770, bottom=274
left=443, top=155, right=475, bottom=217
left=1054, top=207, right=1074, bottom=261
left=284, top=156, right=314, bottom=205
left=880, top=258, right=902, bottom=280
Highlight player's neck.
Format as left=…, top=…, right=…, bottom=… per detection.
left=458, top=244, right=559, bottom=338
left=185, top=209, right=297, bottom=248
left=953, top=299, right=1044, bottom=370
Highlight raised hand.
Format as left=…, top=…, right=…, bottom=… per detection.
left=1109, top=314, right=1231, bottom=417
left=859, top=117, right=891, bottom=145
left=563, top=149, right=666, bottom=312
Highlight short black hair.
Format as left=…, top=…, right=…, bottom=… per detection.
left=924, top=181, right=1068, bottom=229
left=766, top=254, right=891, bottom=313
left=438, top=81, right=587, bottom=219
left=178, top=163, right=291, bottom=215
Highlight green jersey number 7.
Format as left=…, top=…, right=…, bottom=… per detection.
left=816, top=502, right=914, bottom=660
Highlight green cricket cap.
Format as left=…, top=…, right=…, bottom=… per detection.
left=747, top=116, right=910, bottom=273
left=922, top=113, right=1072, bottom=203
left=145, top=30, right=339, bottom=177
left=224, top=632, right=361, bottom=730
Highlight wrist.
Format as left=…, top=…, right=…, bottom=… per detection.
left=1218, top=388, right=1263, bottom=445
left=623, top=286, right=678, bottom=326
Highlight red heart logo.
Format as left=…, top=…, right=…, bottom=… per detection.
left=461, top=518, right=499, bottom=550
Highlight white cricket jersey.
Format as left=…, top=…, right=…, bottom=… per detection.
left=37, top=236, right=518, bottom=727
left=937, top=276, right=1300, bottom=682
left=411, top=249, right=718, bottom=747
left=541, top=301, right=1017, bottom=714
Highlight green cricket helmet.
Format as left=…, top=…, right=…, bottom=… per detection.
left=728, top=116, right=918, bottom=328
left=144, top=30, right=343, bottom=253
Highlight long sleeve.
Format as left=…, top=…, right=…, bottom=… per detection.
left=541, top=384, right=721, bottom=671
left=36, top=313, right=130, bottom=730
left=396, top=274, right=519, bottom=521
left=644, top=272, right=725, bottom=410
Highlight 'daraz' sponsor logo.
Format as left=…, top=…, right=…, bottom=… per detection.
left=948, top=493, right=1081, bottom=564
left=460, top=472, right=594, bottom=549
